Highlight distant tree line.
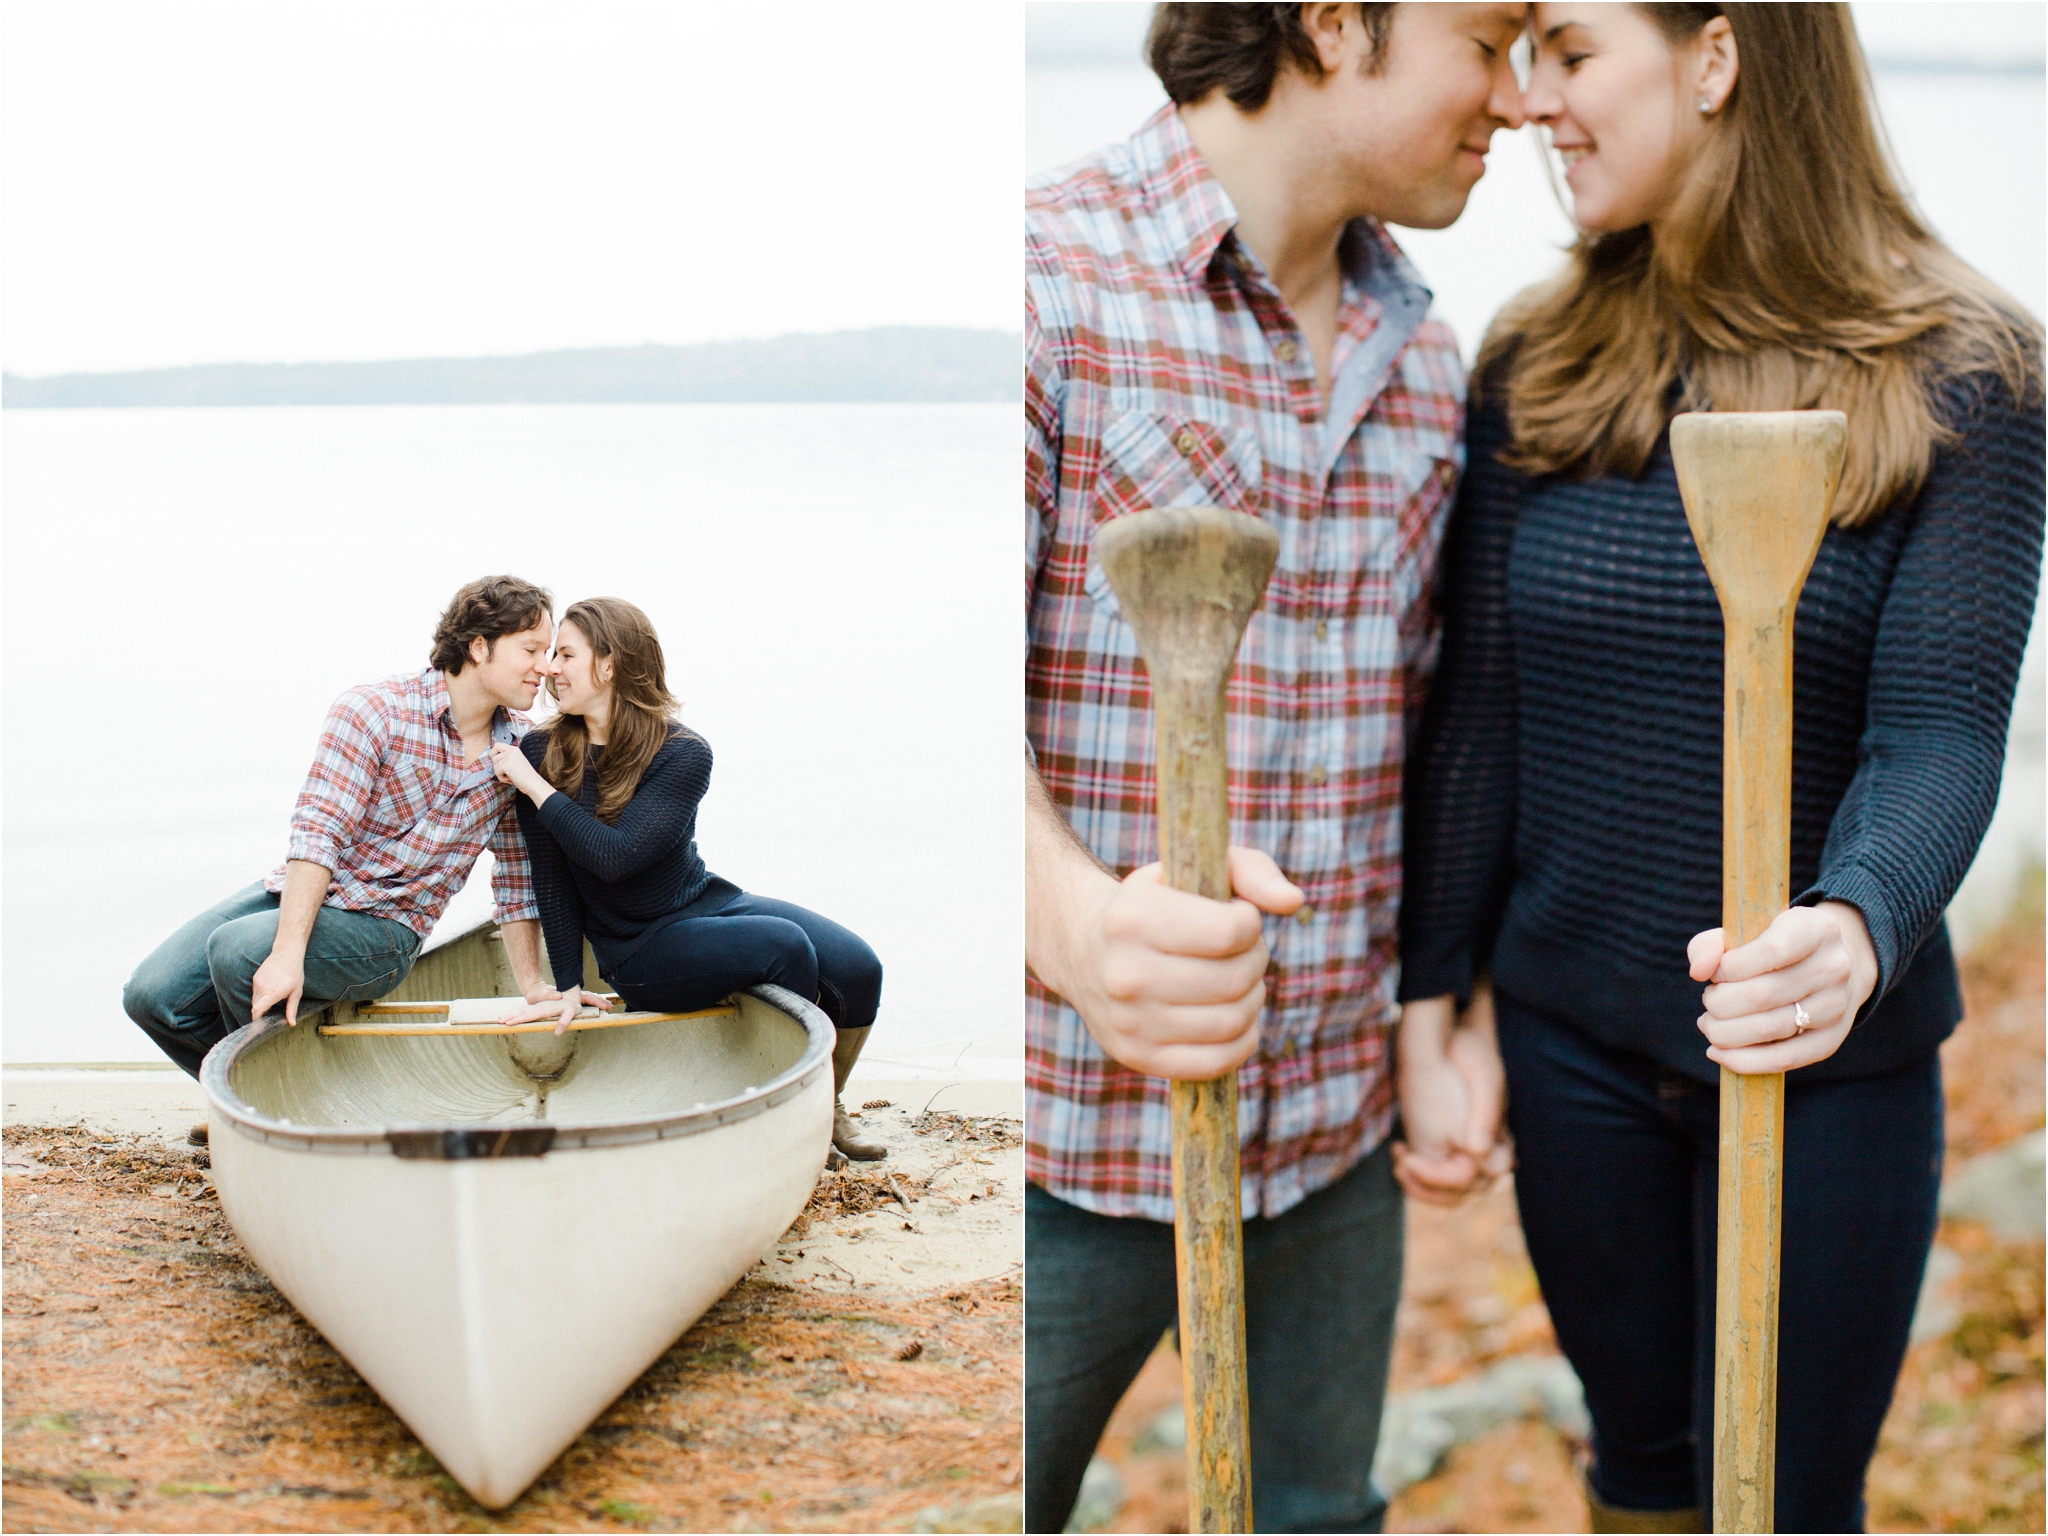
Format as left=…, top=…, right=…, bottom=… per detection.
left=1, top=326, right=1021, bottom=407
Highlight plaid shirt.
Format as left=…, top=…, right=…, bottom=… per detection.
left=265, top=667, right=540, bottom=938
left=1026, top=107, right=1467, bottom=1222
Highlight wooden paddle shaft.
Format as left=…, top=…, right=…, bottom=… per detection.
left=1672, top=411, right=1845, bottom=1534
left=1097, top=505, right=1279, bottom=1535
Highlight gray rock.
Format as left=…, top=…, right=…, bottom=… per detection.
left=1940, top=1130, right=2046, bottom=1240
left=1371, top=1354, right=1588, bottom=1497
left=1131, top=1354, right=1591, bottom=1501
left=1064, top=1456, right=1125, bottom=1533
left=912, top=1492, right=1025, bottom=1533
left=1131, top=1402, right=1186, bottom=1454
left=1910, top=1241, right=1965, bottom=1345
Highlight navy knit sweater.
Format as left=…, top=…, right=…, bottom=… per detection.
left=1400, top=370, right=2044, bottom=1082
left=515, top=729, right=734, bottom=994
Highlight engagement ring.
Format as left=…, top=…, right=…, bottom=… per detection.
left=1793, top=1001, right=1812, bottom=1034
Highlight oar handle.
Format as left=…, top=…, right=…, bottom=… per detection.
left=1713, top=615, right=1794, bottom=1534
left=1153, top=669, right=1254, bottom=1534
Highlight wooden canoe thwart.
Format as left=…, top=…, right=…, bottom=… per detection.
left=200, top=978, right=835, bottom=1511
left=316, top=1000, right=738, bottom=1037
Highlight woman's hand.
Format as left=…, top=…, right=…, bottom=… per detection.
left=1393, top=991, right=1514, bottom=1207
left=499, top=988, right=615, bottom=1036
left=1688, top=900, right=1877, bottom=1073
left=488, top=741, right=554, bottom=807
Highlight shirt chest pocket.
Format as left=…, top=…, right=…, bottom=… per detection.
left=1083, top=411, right=1266, bottom=621
left=365, top=764, right=439, bottom=837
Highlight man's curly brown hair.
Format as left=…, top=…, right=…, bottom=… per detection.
left=429, top=575, right=554, bottom=675
left=1146, top=3, right=1394, bottom=111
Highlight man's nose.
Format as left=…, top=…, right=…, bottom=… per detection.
left=1493, top=60, right=1530, bottom=129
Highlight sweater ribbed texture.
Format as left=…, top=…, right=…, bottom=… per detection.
left=515, top=729, right=728, bottom=993
left=1401, top=371, right=2044, bottom=1082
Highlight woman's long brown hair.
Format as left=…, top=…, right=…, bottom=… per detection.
left=1480, top=3, right=2041, bottom=525
left=536, top=598, right=687, bottom=824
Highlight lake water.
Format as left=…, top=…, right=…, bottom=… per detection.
left=1, top=404, right=1018, bottom=1071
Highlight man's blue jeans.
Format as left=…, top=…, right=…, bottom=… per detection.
left=122, top=881, right=422, bottom=1079
left=1025, top=1143, right=1402, bottom=1534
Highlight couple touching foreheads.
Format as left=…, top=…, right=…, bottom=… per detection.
left=123, top=576, right=888, bottom=1163
left=1024, top=3, right=2041, bottom=1533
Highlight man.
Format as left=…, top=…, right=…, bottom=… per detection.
left=123, top=575, right=606, bottom=1128
left=1025, top=5, right=1524, bottom=1530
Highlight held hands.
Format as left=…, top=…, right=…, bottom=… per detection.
left=500, top=988, right=616, bottom=1036
left=488, top=741, right=552, bottom=805
left=1688, top=900, right=1877, bottom=1073
left=1393, top=991, right=1514, bottom=1207
left=1064, top=847, right=1304, bottom=1080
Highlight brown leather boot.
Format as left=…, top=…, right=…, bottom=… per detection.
left=1578, top=1453, right=1704, bottom=1533
left=831, top=1025, right=887, bottom=1161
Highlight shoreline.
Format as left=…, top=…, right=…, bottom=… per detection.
left=2, top=1067, right=1020, bottom=1148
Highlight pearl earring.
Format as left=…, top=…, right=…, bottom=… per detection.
left=1698, top=99, right=1712, bottom=113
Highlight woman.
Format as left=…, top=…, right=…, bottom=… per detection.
left=1395, top=5, right=2042, bottom=1531
left=488, top=597, right=888, bottom=1163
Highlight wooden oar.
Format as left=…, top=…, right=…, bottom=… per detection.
left=1097, top=504, right=1279, bottom=1535
left=1671, top=409, right=1846, bottom=1534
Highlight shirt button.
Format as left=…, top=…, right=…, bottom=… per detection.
left=1314, top=619, right=1329, bottom=640
left=1276, top=338, right=1299, bottom=364
left=1174, top=428, right=1199, bottom=455
left=1307, top=765, right=1327, bottom=786
left=1296, top=906, right=1315, bottom=926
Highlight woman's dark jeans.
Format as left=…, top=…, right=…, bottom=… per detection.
left=606, top=892, right=882, bottom=1030
left=1497, top=990, right=1942, bottom=1533
left=1026, top=1144, right=1403, bottom=1534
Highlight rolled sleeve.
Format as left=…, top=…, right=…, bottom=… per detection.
left=285, top=691, right=387, bottom=870
left=487, top=800, right=541, bottom=924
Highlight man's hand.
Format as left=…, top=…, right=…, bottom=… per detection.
left=499, top=989, right=615, bottom=1036
left=1063, top=850, right=1305, bottom=1079
left=1027, top=761, right=1303, bottom=1078
left=496, top=920, right=556, bottom=1004
left=252, top=859, right=330, bottom=1025
left=1392, top=991, right=1512, bottom=1206
left=249, top=950, right=308, bottom=1027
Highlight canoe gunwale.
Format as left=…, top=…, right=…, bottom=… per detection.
left=199, top=983, right=832, bottom=1159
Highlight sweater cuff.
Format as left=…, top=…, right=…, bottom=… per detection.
left=1397, top=950, right=1476, bottom=1009
left=1794, top=863, right=1907, bottom=1020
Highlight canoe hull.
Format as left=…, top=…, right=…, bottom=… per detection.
left=203, top=985, right=833, bottom=1509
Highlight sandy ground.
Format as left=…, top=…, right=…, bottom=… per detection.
left=2, top=1078, right=1022, bottom=1534
left=1087, top=895, right=2046, bottom=1535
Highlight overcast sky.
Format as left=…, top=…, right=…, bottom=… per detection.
left=1025, top=2, right=2048, bottom=68
left=2, top=3, right=1021, bottom=376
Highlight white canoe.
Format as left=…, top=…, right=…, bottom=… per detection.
left=200, top=983, right=833, bottom=1510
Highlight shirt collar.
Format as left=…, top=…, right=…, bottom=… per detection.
left=426, top=667, right=456, bottom=729
left=1128, top=105, right=1242, bottom=282
left=425, top=665, right=525, bottom=745
left=1129, top=104, right=1427, bottom=308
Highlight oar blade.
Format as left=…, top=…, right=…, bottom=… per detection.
left=1671, top=411, right=1845, bottom=620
